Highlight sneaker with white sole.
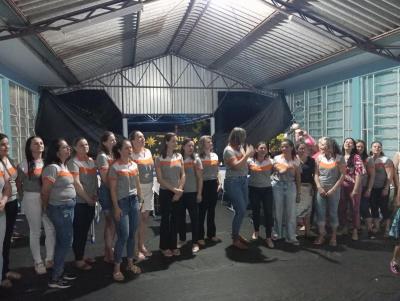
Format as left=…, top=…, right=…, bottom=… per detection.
left=48, top=279, right=71, bottom=289
left=62, top=273, right=77, bottom=281
left=34, top=262, right=47, bottom=275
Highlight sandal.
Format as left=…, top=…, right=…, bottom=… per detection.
left=113, top=271, right=125, bottom=282
left=6, top=271, right=21, bottom=280
left=126, top=264, right=141, bottom=275
left=232, top=239, right=248, bottom=250
left=197, top=240, right=206, bottom=246
left=76, top=261, right=92, bottom=271
left=140, top=248, right=152, bottom=257
left=265, top=238, right=275, bottom=249
left=1, top=279, right=12, bottom=288
left=238, top=235, right=249, bottom=244
left=329, top=239, right=337, bottom=247
left=313, top=236, right=325, bottom=245
left=390, top=260, right=400, bottom=275
left=161, top=249, right=173, bottom=258
left=251, top=232, right=259, bottom=240
left=210, top=237, right=222, bottom=243
left=84, top=257, right=96, bottom=264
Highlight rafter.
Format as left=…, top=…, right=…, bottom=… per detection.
left=0, top=0, right=143, bottom=41
left=0, top=0, right=79, bottom=85
left=169, top=0, right=212, bottom=55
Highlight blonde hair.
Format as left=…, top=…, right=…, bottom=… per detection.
left=198, top=135, right=212, bottom=159
left=228, top=127, right=246, bottom=147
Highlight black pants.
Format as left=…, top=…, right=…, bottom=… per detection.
left=2, top=200, right=18, bottom=279
left=178, top=192, right=199, bottom=243
left=249, top=186, right=274, bottom=238
left=72, top=203, right=95, bottom=261
left=159, top=189, right=179, bottom=250
left=370, top=187, right=389, bottom=219
left=199, top=180, right=218, bottom=240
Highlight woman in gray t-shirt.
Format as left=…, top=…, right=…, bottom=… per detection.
left=155, top=133, right=185, bottom=257
left=178, top=138, right=203, bottom=254
left=68, top=137, right=98, bottom=271
left=42, top=139, right=77, bottom=289
left=223, top=127, right=254, bottom=250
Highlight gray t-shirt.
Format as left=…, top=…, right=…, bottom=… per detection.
left=96, top=152, right=113, bottom=184
left=373, top=156, right=391, bottom=189
left=361, top=157, right=374, bottom=188
left=248, top=157, right=273, bottom=188
left=1, top=157, right=18, bottom=202
left=131, top=148, right=154, bottom=184
left=272, top=154, right=299, bottom=183
left=223, top=146, right=248, bottom=178
left=200, top=152, right=219, bottom=181
left=316, top=154, right=345, bottom=189
left=67, top=156, right=98, bottom=204
left=108, top=160, right=139, bottom=201
left=183, top=156, right=203, bottom=193
left=42, top=164, right=76, bottom=205
left=17, top=159, right=43, bottom=193
left=155, top=153, right=183, bottom=189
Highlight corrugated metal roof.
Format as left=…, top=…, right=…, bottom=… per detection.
left=6, top=0, right=400, bottom=87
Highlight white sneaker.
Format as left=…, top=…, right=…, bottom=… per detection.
left=34, top=262, right=47, bottom=275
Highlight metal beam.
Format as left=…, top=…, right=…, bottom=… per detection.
left=171, top=0, right=212, bottom=55
left=0, top=0, right=143, bottom=41
left=0, top=0, right=79, bottom=85
left=265, top=0, right=400, bottom=62
left=132, top=8, right=141, bottom=66
left=166, top=0, right=196, bottom=54
left=208, top=11, right=285, bottom=70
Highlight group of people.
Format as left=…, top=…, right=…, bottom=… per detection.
left=0, top=131, right=221, bottom=289
left=0, top=124, right=400, bottom=290
left=223, top=126, right=400, bottom=276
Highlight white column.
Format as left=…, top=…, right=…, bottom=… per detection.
left=210, top=117, right=215, bottom=136
left=122, top=117, right=128, bottom=138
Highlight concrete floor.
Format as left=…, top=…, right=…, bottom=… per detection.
left=2, top=203, right=400, bottom=301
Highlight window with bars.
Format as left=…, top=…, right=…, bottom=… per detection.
left=361, top=68, right=399, bottom=158
left=9, top=82, right=37, bottom=163
left=288, top=80, right=352, bottom=145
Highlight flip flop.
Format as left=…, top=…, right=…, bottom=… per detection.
left=113, top=271, right=125, bottom=282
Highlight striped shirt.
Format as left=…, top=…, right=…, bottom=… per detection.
left=108, top=160, right=139, bottom=201
left=131, top=148, right=154, bottom=184
left=183, top=156, right=203, bottom=193
left=68, top=156, right=98, bottom=204
left=155, top=153, right=183, bottom=189
left=316, top=154, right=345, bottom=189
left=42, top=164, right=76, bottom=205
left=1, top=157, right=18, bottom=202
left=373, top=156, right=391, bottom=189
left=248, top=157, right=273, bottom=188
left=223, top=146, right=248, bottom=178
left=272, top=154, right=299, bottom=183
left=200, top=152, right=219, bottom=181
left=17, top=159, right=43, bottom=193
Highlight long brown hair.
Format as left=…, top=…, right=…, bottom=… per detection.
left=160, top=132, right=177, bottom=159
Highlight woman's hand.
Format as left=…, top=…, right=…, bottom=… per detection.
left=351, top=190, right=360, bottom=199
left=0, top=198, right=6, bottom=211
left=382, top=187, right=389, bottom=197
left=114, top=206, right=122, bottom=222
left=363, top=189, right=371, bottom=198
left=318, top=186, right=327, bottom=197
left=196, top=193, right=202, bottom=203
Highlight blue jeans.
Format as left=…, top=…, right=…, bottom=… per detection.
left=315, top=187, right=341, bottom=229
left=47, top=201, right=75, bottom=281
left=224, top=176, right=248, bottom=240
left=272, top=181, right=297, bottom=241
left=113, top=195, right=139, bottom=264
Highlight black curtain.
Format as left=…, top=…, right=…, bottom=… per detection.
left=35, top=90, right=122, bottom=156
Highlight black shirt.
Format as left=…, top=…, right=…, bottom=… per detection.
left=298, top=156, right=315, bottom=184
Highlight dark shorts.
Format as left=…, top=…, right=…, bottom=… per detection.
left=98, top=184, right=112, bottom=212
